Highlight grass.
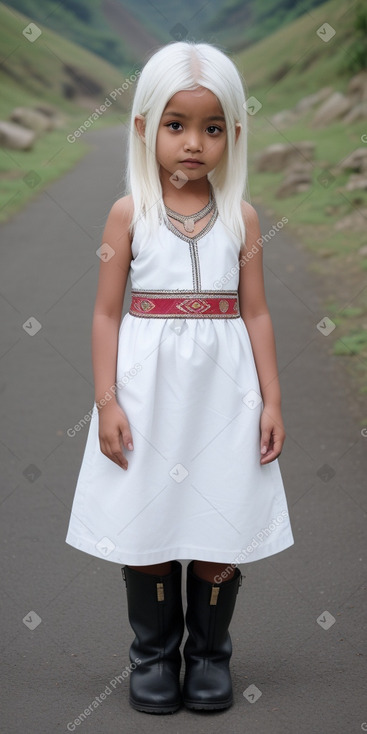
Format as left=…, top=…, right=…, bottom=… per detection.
left=0, top=2, right=133, bottom=221
left=233, top=0, right=367, bottom=420
left=1, top=0, right=366, bottom=417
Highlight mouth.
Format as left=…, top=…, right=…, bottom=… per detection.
left=181, top=159, right=204, bottom=166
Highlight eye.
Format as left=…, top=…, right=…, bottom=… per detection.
left=166, top=122, right=182, bottom=131
left=207, top=125, right=222, bottom=135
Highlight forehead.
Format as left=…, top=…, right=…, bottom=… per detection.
left=162, top=88, right=224, bottom=117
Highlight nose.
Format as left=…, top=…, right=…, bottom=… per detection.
left=184, top=129, right=203, bottom=152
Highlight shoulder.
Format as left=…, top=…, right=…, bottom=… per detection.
left=109, top=194, right=134, bottom=224
left=240, top=200, right=260, bottom=227
left=104, top=194, right=134, bottom=245
left=240, top=200, right=261, bottom=251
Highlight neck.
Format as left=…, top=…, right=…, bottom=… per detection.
left=160, top=171, right=211, bottom=202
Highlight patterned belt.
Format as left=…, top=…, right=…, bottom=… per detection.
left=129, top=290, right=240, bottom=319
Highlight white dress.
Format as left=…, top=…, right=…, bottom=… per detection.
left=65, top=208, right=294, bottom=565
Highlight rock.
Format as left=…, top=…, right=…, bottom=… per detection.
left=347, top=71, right=367, bottom=103
left=342, top=101, right=367, bottom=124
left=269, top=110, right=299, bottom=128
left=255, top=142, right=315, bottom=173
left=10, top=107, right=52, bottom=133
left=294, top=87, right=333, bottom=114
left=335, top=208, right=367, bottom=231
left=312, top=91, right=351, bottom=127
left=336, top=148, right=367, bottom=173
left=32, top=103, right=65, bottom=129
left=276, top=166, right=312, bottom=198
left=345, top=174, right=367, bottom=191
left=0, top=120, right=35, bottom=150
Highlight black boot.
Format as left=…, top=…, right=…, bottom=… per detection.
left=121, top=561, right=184, bottom=714
left=183, top=561, right=242, bottom=710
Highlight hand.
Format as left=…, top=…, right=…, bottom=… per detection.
left=259, top=404, right=285, bottom=465
left=97, top=401, right=134, bottom=470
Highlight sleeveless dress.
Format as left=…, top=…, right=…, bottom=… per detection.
left=65, top=207, right=294, bottom=565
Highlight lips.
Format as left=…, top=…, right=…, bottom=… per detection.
left=181, top=159, right=203, bottom=163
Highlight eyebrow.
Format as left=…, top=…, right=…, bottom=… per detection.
left=162, top=111, right=226, bottom=122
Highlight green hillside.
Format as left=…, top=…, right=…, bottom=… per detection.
left=1, top=0, right=366, bottom=409
left=233, top=0, right=367, bottom=414
left=0, top=2, right=135, bottom=220
left=6, top=0, right=327, bottom=63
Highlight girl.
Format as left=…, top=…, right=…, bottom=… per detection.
left=66, top=40, right=294, bottom=715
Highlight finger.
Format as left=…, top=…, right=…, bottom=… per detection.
left=101, top=436, right=128, bottom=470
left=121, top=426, right=134, bottom=452
left=260, top=427, right=272, bottom=457
left=260, top=440, right=282, bottom=464
left=110, top=439, right=128, bottom=470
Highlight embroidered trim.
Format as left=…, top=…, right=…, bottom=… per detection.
left=164, top=206, right=218, bottom=245
left=164, top=206, right=218, bottom=291
left=129, top=290, right=240, bottom=319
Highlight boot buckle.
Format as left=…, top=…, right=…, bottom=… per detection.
left=156, top=582, right=165, bottom=602
left=210, top=586, right=220, bottom=605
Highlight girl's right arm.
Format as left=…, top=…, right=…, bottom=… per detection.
left=92, top=195, right=134, bottom=470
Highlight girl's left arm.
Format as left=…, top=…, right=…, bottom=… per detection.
left=238, top=202, right=285, bottom=465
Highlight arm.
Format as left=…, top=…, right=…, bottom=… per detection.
left=92, top=195, right=135, bottom=469
left=238, top=202, right=285, bottom=464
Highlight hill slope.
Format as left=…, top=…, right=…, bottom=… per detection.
left=5, top=0, right=330, bottom=66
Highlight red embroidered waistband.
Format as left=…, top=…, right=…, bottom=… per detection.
left=129, top=290, right=240, bottom=319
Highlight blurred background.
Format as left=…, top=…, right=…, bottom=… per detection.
left=1, top=0, right=367, bottom=409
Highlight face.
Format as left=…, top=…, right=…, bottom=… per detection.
left=135, top=87, right=240, bottom=187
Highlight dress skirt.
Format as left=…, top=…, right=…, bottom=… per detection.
left=65, top=213, right=294, bottom=564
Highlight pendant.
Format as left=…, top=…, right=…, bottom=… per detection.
left=184, top=217, right=195, bottom=233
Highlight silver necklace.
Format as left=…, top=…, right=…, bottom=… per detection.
left=164, top=185, right=215, bottom=233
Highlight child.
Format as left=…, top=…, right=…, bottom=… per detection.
left=66, top=40, right=294, bottom=714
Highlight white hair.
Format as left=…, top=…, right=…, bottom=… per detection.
left=124, top=41, right=248, bottom=247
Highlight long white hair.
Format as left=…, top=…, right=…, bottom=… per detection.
left=124, top=41, right=248, bottom=247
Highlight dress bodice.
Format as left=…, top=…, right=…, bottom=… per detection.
left=129, top=213, right=241, bottom=293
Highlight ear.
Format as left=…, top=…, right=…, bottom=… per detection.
left=134, top=114, right=146, bottom=143
left=235, top=122, right=242, bottom=144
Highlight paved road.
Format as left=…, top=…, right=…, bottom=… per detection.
left=1, top=125, right=366, bottom=734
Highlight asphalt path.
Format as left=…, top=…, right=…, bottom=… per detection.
left=1, top=125, right=366, bottom=734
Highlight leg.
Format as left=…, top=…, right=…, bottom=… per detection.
left=128, top=562, right=172, bottom=575
left=193, top=560, right=235, bottom=583
left=183, top=560, right=242, bottom=711
left=121, top=560, right=184, bottom=714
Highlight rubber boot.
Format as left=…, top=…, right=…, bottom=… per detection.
left=183, top=561, right=242, bottom=710
left=121, top=561, right=184, bottom=713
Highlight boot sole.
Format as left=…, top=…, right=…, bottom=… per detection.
left=129, top=696, right=181, bottom=714
left=183, top=697, right=233, bottom=711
